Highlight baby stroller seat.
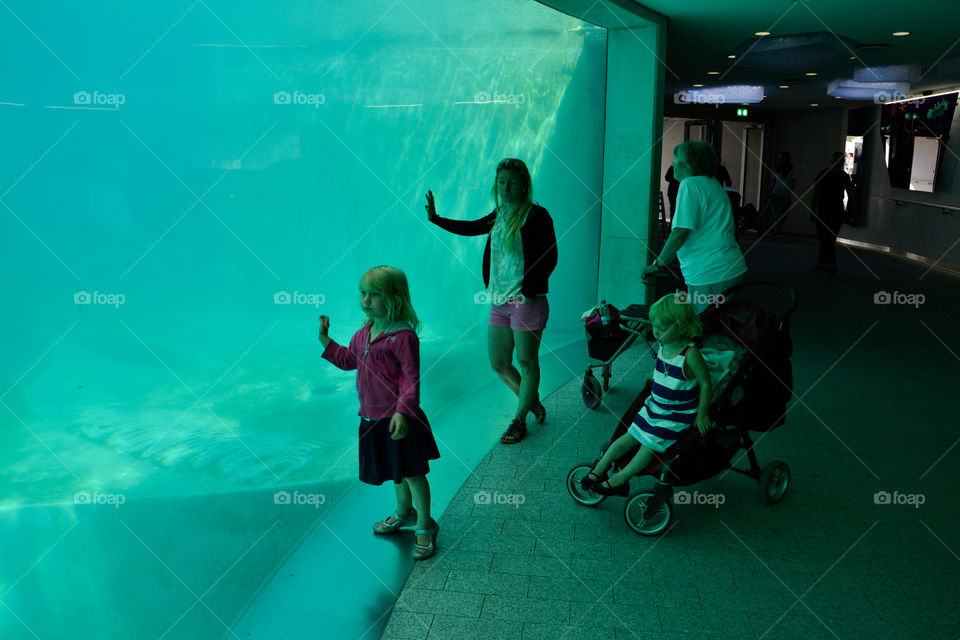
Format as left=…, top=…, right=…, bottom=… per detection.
left=566, top=281, right=797, bottom=535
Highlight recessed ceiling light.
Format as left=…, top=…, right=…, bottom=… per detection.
left=755, top=31, right=771, bottom=36
left=693, top=83, right=704, bottom=87
left=850, top=56, right=856, bottom=60
left=805, top=72, right=818, bottom=76
left=892, top=31, right=910, bottom=37
left=779, top=85, right=790, bottom=89
left=707, top=71, right=720, bottom=75
left=728, top=55, right=736, bottom=59
left=811, top=103, right=819, bottom=107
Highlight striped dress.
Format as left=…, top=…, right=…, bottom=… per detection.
left=628, top=344, right=700, bottom=453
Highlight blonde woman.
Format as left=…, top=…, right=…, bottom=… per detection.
left=426, top=158, right=558, bottom=444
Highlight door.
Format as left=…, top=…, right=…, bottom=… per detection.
left=740, top=126, right=764, bottom=208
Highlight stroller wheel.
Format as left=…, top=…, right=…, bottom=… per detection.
left=624, top=491, right=672, bottom=536
left=581, top=372, right=602, bottom=409
left=758, top=460, right=790, bottom=504
left=566, top=464, right=606, bottom=506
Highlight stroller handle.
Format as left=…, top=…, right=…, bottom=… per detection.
left=641, top=265, right=682, bottom=286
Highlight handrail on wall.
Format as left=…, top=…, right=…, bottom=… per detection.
left=889, top=197, right=960, bottom=213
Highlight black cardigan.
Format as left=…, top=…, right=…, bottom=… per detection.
left=431, top=204, right=558, bottom=298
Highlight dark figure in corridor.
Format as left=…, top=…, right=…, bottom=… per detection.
left=664, top=164, right=680, bottom=219
left=812, top=151, right=853, bottom=273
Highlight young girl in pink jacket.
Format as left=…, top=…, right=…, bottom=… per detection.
left=319, top=265, right=440, bottom=560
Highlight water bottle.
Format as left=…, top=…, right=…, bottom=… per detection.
left=599, top=300, right=611, bottom=328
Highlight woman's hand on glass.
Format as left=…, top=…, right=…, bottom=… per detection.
left=425, top=190, right=438, bottom=221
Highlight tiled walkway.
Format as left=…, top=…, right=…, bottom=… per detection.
left=380, top=237, right=960, bottom=640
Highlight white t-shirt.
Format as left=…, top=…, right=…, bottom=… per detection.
left=672, top=175, right=747, bottom=286
left=489, top=214, right=524, bottom=304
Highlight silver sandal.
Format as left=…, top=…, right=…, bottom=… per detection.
left=373, top=509, right=417, bottom=535
left=412, top=520, right=439, bottom=560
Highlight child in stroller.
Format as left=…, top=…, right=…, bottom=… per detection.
left=568, top=281, right=795, bottom=535
left=581, top=293, right=713, bottom=497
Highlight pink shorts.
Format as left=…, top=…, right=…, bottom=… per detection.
left=488, top=295, right=549, bottom=332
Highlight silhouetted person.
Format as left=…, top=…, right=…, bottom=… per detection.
left=664, top=164, right=680, bottom=220
left=769, top=152, right=796, bottom=240
left=715, top=163, right=732, bottom=187
left=812, top=152, right=853, bottom=273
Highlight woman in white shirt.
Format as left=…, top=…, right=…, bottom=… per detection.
left=643, top=141, right=747, bottom=313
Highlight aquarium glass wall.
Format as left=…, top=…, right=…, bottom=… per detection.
left=0, top=1, right=607, bottom=637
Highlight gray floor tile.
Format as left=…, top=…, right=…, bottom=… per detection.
left=379, top=240, right=960, bottom=638
left=381, top=611, right=435, bottom=639
left=480, top=594, right=570, bottom=624
left=444, top=569, right=530, bottom=596
left=427, top=614, right=524, bottom=640
left=394, top=587, right=484, bottom=617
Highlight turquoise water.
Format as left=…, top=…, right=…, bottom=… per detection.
left=1, top=1, right=606, bottom=637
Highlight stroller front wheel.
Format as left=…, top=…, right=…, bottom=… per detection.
left=566, top=463, right=606, bottom=506
left=758, top=460, right=790, bottom=504
left=581, top=371, right=603, bottom=409
left=624, top=491, right=673, bottom=536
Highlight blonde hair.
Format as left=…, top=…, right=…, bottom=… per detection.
left=359, top=265, right=421, bottom=332
left=649, top=292, right=702, bottom=340
left=489, top=158, right=533, bottom=244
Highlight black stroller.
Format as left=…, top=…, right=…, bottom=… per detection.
left=567, top=281, right=797, bottom=535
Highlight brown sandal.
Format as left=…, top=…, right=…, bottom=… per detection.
left=500, top=419, right=527, bottom=444
left=531, top=402, right=547, bottom=425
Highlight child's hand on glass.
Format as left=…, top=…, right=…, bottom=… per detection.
left=695, top=414, right=713, bottom=436
left=389, top=413, right=408, bottom=440
left=319, top=315, right=330, bottom=340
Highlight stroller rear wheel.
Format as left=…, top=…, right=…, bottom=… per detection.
left=758, top=460, right=790, bottom=504
left=581, top=370, right=602, bottom=409
left=566, top=463, right=606, bottom=506
left=624, top=491, right=673, bottom=536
